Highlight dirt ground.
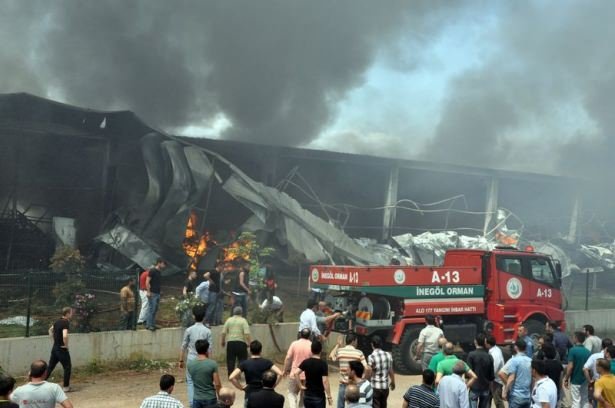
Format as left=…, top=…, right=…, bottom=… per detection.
left=62, top=366, right=421, bottom=407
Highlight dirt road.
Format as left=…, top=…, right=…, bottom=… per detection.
left=66, top=366, right=422, bottom=407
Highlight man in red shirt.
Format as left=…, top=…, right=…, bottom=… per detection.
left=137, top=268, right=150, bottom=325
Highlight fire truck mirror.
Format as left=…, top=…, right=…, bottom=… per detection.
left=555, top=262, right=562, bottom=279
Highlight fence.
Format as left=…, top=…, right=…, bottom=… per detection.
left=562, top=270, right=615, bottom=310
left=0, top=269, right=185, bottom=338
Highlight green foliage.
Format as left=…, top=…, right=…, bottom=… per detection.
left=226, top=232, right=275, bottom=287
left=52, top=280, right=86, bottom=307
left=50, top=246, right=85, bottom=275
left=83, top=359, right=105, bottom=375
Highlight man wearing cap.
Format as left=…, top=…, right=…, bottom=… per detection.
left=221, top=306, right=251, bottom=375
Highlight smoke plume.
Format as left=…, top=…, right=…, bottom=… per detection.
left=0, top=0, right=454, bottom=146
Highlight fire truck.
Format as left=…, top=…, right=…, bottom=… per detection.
left=311, top=246, right=565, bottom=374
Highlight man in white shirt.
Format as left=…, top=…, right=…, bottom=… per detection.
left=416, top=314, right=444, bottom=370
left=584, top=325, right=603, bottom=354
left=531, top=360, right=558, bottom=408
left=485, top=334, right=505, bottom=408
left=584, top=339, right=612, bottom=382
left=11, top=360, right=73, bottom=408
left=438, top=361, right=470, bottom=408
left=298, top=299, right=321, bottom=340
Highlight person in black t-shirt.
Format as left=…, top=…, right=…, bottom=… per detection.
left=0, top=372, right=19, bottom=408
left=467, top=333, right=495, bottom=408
left=229, top=340, right=283, bottom=406
left=542, top=343, right=564, bottom=401
left=296, top=340, right=333, bottom=408
left=145, top=258, right=167, bottom=331
left=247, top=370, right=284, bottom=408
left=206, top=265, right=223, bottom=326
left=183, top=270, right=198, bottom=296
left=45, top=307, right=73, bottom=391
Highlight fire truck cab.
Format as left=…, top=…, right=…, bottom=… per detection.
left=311, top=246, right=564, bottom=374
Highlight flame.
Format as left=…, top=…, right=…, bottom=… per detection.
left=182, top=212, right=213, bottom=271
left=222, top=241, right=248, bottom=263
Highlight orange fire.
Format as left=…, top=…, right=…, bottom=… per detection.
left=182, top=212, right=213, bottom=271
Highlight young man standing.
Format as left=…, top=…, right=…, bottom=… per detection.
left=119, top=277, right=136, bottom=330
left=531, top=360, right=558, bottom=408
left=416, top=315, right=444, bottom=370
left=329, top=334, right=370, bottom=408
left=12, top=360, right=72, bottom=408
left=232, top=262, right=251, bottom=318
left=485, top=335, right=505, bottom=408
left=188, top=340, right=221, bottom=408
left=46, top=307, right=73, bottom=392
left=467, top=333, right=495, bottom=408
left=518, top=325, right=534, bottom=358
left=299, top=300, right=322, bottom=340
left=565, top=332, right=592, bottom=408
left=229, top=340, right=283, bottom=408
left=180, top=305, right=213, bottom=405
left=205, top=264, right=223, bottom=326
left=499, top=339, right=532, bottom=408
left=584, top=325, right=603, bottom=355
left=296, top=340, right=333, bottom=408
left=145, top=258, right=167, bottom=331
left=221, top=306, right=251, bottom=374
left=368, top=335, right=395, bottom=408
left=137, top=268, right=150, bottom=325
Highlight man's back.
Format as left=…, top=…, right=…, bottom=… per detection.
left=584, top=335, right=602, bottom=354
left=419, top=325, right=444, bottom=354
left=467, top=348, right=494, bottom=391
left=368, top=348, right=392, bottom=389
left=140, top=391, right=184, bottom=408
left=596, top=374, right=615, bottom=408
left=183, top=323, right=213, bottom=359
left=335, top=345, right=366, bottom=383
left=569, top=345, right=591, bottom=385
left=223, top=315, right=249, bottom=342
left=188, top=359, right=218, bottom=401
left=503, top=354, right=532, bottom=397
left=240, top=358, right=274, bottom=393
left=247, top=388, right=284, bottom=408
left=287, top=339, right=312, bottom=370
left=11, top=382, right=68, bottom=408
left=438, top=374, right=469, bottom=408
left=437, top=356, right=468, bottom=376
left=489, top=346, right=505, bottom=385
left=544, top=359, right=563, bottom=394
left=403, top=384, right=440, bottom=408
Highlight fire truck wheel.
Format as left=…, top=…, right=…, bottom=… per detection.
left=392, top=325, right=423, bottom=375
left=524, top=318, right=546, bottom=347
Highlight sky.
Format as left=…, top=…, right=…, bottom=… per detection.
left=1, top=0, right=613, bottom=178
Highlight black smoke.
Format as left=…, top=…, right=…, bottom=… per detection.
left=0, top=0, right=456, bottom=146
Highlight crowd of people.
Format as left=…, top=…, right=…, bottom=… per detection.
left=4, top=270, right=615, bottom=408
left=409, top=317, right=615, bottom=408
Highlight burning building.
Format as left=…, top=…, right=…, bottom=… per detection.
left=1, top=93, right=613, bottom=278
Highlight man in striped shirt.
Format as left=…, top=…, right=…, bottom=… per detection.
left=349, top=361, right=373, bottom=406
left=330, top=334, right=370, bottom=408
left=368, top=335, right=395, bottom=408
left=403, top=369, right=440, bottom=408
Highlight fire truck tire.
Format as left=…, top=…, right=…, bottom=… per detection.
left=524, top=318, right=546, bottom=346
left=392, top=325, right=423, bottom=375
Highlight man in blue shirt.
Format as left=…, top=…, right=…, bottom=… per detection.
left=518, top=324, right=534, bottom=358
left=547, top=321, right=572, bottom=364
left=499, top=339, right=532, bottom=408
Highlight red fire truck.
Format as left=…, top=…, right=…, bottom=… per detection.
left=311, top=246, right=564, bottom=374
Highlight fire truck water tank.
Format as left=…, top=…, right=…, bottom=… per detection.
left=357, top=296, right=390, bottom=320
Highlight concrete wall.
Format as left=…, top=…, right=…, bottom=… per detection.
left=565, top=310, right=615, bottom=336
left=0, top=323, right=299, bottom=376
